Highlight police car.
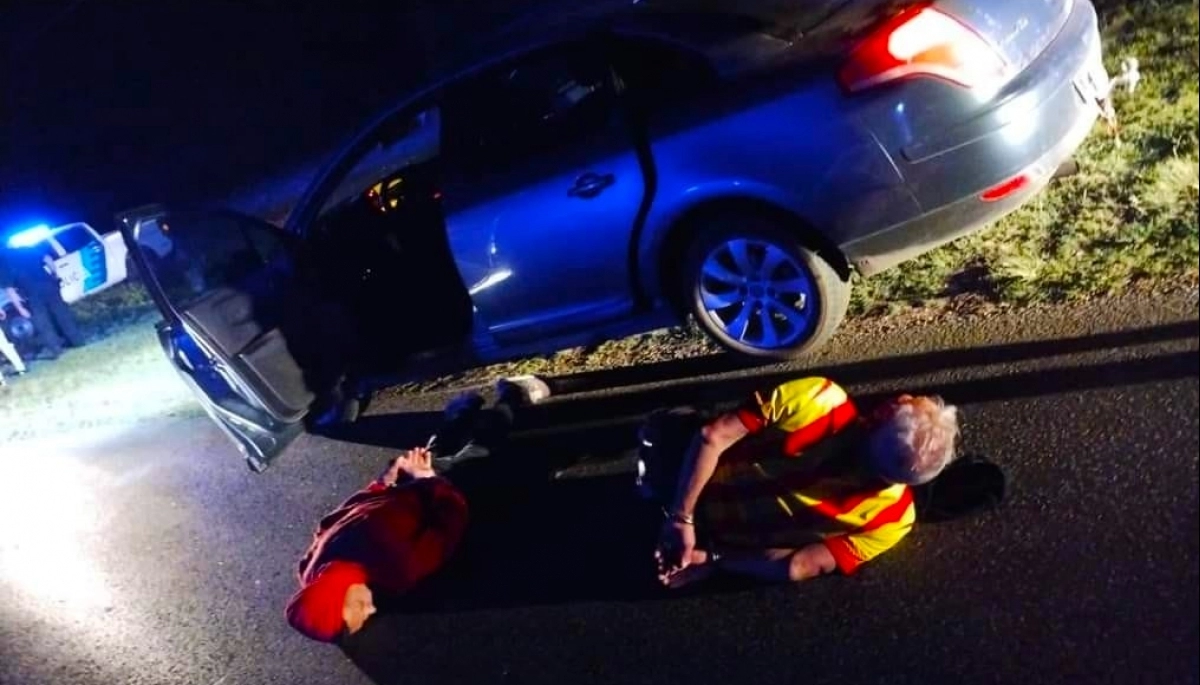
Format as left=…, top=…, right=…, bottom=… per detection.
left=0, top=217, right=175, bottom=349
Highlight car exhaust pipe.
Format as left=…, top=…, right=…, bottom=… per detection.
left=1052, top=158, right=1079, bottom=180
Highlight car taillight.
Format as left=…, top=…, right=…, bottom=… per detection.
left=839, top=5, right=1010, bottom=94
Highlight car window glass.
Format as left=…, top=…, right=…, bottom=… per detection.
left=317, top=106, right=441, bottom=219
left=443, top=43, right=616, bottom=175
left=145, top=212, right=289, bottom=308
left=609, top=36, right=717, bottom=110
left=52, top=226, right=96, bottom=253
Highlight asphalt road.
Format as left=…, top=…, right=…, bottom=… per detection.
left=1, top=294, right=1197, bottom=685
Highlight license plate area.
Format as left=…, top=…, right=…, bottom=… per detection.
left=1073, top=40, right=1110, bottom=109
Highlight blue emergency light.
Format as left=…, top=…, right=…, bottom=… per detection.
left=5, top=224, right=52, bottom=249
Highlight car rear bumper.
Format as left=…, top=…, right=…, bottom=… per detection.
left=844, top=94, right=1098, bottom=276
left=842, top=0, right=1104, bottom=276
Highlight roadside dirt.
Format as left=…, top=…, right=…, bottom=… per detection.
left=3, top=284, right=1195, bottom=443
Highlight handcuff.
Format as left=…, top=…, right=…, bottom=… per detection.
left=662, top=507, right=695, bottom=526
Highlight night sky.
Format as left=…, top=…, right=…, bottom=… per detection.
left=1, top=0, right=553, bottom=231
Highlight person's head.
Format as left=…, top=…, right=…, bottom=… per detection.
left=865, top=394, right=960, bottom=485
left=285, top=561, right=375, bottom=643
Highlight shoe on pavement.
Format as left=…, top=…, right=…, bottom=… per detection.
left=496, top=375, right=552, bottom=406
left=432, top=442, right=492, bottom=474
left=443, top=391, right=486, bottom=422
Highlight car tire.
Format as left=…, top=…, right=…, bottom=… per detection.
left=680, top=212, right=850, bottom=360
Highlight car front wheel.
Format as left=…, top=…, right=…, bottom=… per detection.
left=681, top=213, right=850, bottom=360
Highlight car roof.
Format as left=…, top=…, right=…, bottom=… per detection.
left=48, top=222, right=92, bottom=235
left=283, top=3, right=796, bottom=233
left=427, top=4, right=784, bottom=83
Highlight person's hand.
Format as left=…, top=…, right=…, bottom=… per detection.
left=14, top=295, right=30, bottom=319
left=391, top=446, right=436, bottom=481
left=654, top=518, right=697, bottom=579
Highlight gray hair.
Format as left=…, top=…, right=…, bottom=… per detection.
left=870, top=396, right=960, bottom=485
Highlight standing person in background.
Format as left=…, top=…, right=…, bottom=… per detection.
left=0, top=247, right=86, bottom=360
left=0, top=258, right=30, bottom=378
left=0, top=308, right=29, bottom=382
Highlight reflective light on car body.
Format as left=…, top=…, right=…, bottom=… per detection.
left=893, top=101, right=914, bottom=144
left=468, top=268, right=513, bottom=295
left=997, top=91, right=1041, bottom=144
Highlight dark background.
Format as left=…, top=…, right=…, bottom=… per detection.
left=0, top=0, right=561, bottom=231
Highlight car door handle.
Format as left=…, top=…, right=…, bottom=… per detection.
left=567, top=172, right=615, bottom=199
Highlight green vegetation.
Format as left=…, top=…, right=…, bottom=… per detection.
left=851, top=0, right=1200, bottom=313
left=71, top=280, right=157, bottom=336
left=0, top=323, right=197, bottom=441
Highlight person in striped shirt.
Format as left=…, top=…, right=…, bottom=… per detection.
left=653, top=376, right=960, bottom=588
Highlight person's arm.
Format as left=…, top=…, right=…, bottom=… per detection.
left=396, top=478, right=469, bottom=589
left=667, top=411, right=749, bottom=520
left=370, top=446, right=437, bottom=491
left=656, top=411, right=750, bottom=574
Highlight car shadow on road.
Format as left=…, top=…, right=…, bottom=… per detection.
left=332, top=320, right=1199, bottom=456
left=546, top=319, right=1199, bottom=397
left=336, top=332, right=1197, bottom=683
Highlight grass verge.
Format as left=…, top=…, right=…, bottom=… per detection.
left=851, top=0, right=1200, bottom=314
left=0, top=309, right=198, bottom=441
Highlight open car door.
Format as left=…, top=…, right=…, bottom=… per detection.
left=119, top=209, right=351, bottom=472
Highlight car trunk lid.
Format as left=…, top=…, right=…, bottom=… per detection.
left=935, top=0, right=1074, bottom=74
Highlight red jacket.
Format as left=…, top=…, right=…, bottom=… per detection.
left=286, top=475, right=468, bottom=642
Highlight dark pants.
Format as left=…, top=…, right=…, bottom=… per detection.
left=23, top=285, right=85, bottom=353
left=430, top=394, right=521, bottom=472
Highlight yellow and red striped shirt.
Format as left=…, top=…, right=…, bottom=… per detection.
left=701, top=377, right=915, bottom=574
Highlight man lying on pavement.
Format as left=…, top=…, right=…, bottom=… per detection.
left=285, top=375, right=550, bottom=643
left=648, top=376, right=1000, bottom=589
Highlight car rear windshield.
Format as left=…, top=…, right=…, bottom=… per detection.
left=639, top=0, right=853, bottom=37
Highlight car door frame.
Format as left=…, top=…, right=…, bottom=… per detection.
left=119, top=210, right=324, bottom=472
left=435, top=31, right=655, bottom=342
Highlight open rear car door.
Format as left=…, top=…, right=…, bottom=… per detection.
left=119, top=209, right=352, bottom=472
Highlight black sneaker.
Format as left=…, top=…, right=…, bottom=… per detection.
left=443, top=392, right=485, bottom=423
left=432, top=442, right=492, bottom=474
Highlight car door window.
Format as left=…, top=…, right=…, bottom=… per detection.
left=146, top=212, right=291, bottom=308
left=608, top=36, right=718, bottom=111
left=52, top=225, right=97, bottom=253
left=443, top=42, right=618, bottom=178
left=317, top=106, right=442, bottom=220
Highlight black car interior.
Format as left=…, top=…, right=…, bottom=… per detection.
left=305, top=155, right=474, bottom=371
